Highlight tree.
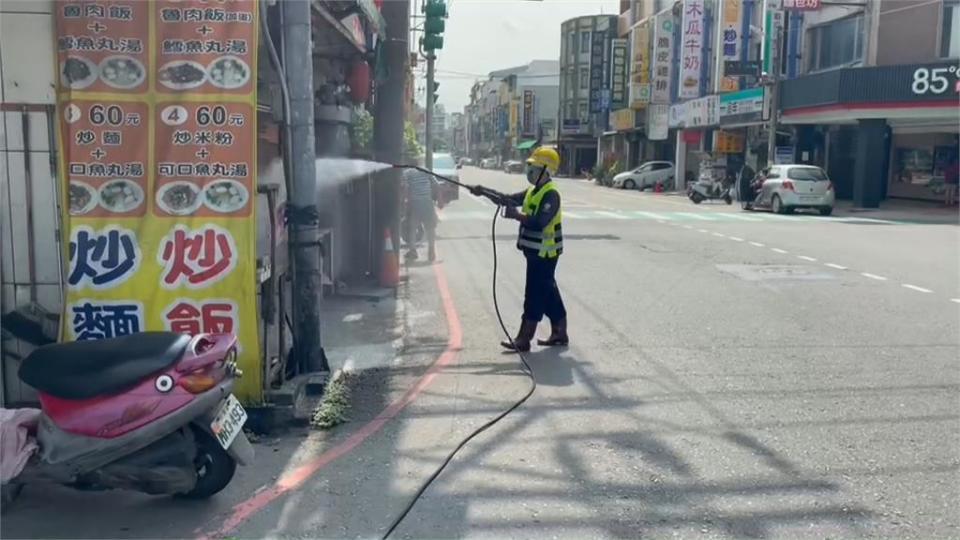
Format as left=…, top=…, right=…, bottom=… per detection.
left=404, top=120, right=422, bottom=164
left=351, top=108, right=374, bottom=157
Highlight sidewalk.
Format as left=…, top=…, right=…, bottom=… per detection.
left=832, top=199, right=959, bottom=224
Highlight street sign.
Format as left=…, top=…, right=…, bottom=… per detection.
left=724, top=60, right=761, bottom=77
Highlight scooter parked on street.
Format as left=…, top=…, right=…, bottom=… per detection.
left=688, top=176, right=733, bottom=205
left=5, top=332, right=253, bottom=503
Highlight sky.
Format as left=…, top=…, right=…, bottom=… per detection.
left=415, top=0, right=620, bottom=113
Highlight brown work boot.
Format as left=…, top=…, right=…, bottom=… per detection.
left=501, top=319, right=538, bottom=352
left=537, top=318, right=569, bottom=347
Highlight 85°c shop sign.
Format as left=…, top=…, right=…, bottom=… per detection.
left=910, top=65, right=960, bottom=96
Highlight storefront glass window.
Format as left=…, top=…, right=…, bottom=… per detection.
left=807, top=15, right=864, bottom=72
left=890, top=134, right=960, bottom=201
left=580, top=31, right=590, bottom=54
left=942, top=1, right=960, bottom=58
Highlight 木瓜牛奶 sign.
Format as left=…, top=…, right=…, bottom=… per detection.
left=55, top=0, right=262, bottom=402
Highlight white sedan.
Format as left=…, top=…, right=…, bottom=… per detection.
left=748, top=164, right=836, bottom=215
left=612, top=161, right=675, bottom=190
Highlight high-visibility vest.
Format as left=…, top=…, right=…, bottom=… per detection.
left=517, top=181, right=563, bottom=258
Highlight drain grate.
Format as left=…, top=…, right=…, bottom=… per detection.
left=716, top=264, right=836, bottom=282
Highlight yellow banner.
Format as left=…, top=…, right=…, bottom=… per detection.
left=54, top=0, right=262, bottom=402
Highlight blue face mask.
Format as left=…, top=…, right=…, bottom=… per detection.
left=526, top=165, right=546, bottom=184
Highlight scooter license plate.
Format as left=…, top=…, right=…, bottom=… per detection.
left=211, top=394, right=247, bottom=450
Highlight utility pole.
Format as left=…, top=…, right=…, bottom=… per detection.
left=373, top=0, right=409, bottom=279
left=283, top=0, right=327, bottom=373
left=425, top=55, right=435, bottom=169
left=766, top=7, right=783, bottom=167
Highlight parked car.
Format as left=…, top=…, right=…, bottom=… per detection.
left=612, top=161, right=675, bottom=190
left=747, top=164, right=835, bottom=215
left=503, top=160, right=524, bottom=174
left=432, top=152, right=460, bottom=204
left=480, top=157, right=498, bottom=169
left=458, top=157, right=474, bottom=167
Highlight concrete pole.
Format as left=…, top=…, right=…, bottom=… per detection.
left=373, top=0, right=409, bottom=271
left=425, top=54, right=435, bottom=169
left=283, top=0, right=327, bottom=373
left=766, top=9, right=782, bottom=166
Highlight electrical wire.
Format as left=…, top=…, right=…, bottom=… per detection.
left=381, top=178, right=538, bottom=540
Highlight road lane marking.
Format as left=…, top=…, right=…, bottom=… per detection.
left=596, top=210, right=629, bottom=219
left=796, top=255, right=817, bottom=262
left=902, top=284, right=933, bottom=293
left=861, top=272, right=888, bottom=281
left=951, top=298, right=960, bottom=304
left=771, top=248, right=788, bottom=254
left=712, top=232, right=725, bottom=237
left=728, top=236, right=744, bottom=242
left=697, top=228, right=709, bottom=233
left=749, top=241, right=765, bottom=247
left=675, top=212, right=716, bottom=221
left=657, top=220, right=667, bottom=224
left=824, top=263, right=848, bottom=270
left=683, top=225, right=694, bottom=229
left=633, top=210, right=672, bottom=220
left=563, top=211, right=585, bottom=219
left=719, top=213, right=764, bottom=222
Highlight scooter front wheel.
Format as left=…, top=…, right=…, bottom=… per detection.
left=176, top=428, right=237, bottom=499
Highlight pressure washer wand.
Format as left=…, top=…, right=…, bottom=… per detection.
left=393, top=164, right=513, bottom=207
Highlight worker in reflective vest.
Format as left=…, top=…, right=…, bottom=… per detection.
left=470, top=146, right=568, bottom=352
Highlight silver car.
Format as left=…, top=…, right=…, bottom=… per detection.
left=751, top=164, right=835, bottom=216
left=612, top=161, right=674, bottom=190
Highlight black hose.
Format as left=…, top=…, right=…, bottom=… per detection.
left=381, top=204, right=538, bottom=539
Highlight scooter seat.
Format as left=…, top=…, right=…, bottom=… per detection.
left=19, top=332, right=191, bottom=400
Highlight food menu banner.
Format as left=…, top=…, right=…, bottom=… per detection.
left=679, top=0, right=705, bottom=99
left=55, top=0, right=261, bottom=402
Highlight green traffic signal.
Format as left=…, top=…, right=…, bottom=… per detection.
left=423, top=0, right=447, bottom=51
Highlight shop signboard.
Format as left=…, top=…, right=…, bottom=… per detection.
left=589, top=31, right=606, bottom=113
left=680, top=0, right=705, bottom=99
left=629, top=22, right=651, bottom=109
left=611, top=38, right=629, bottom=110
left=763, top=8, right=785, bottom=75
left=651, top=12, right=674, bottom=104
left=719, top=87, right=767, bottom=124
left=775, top=146, right=795, bottom=164
left=55, top=0, right=262, bottom=402
left=724, top=60, right=761, bottom=77
left=783, top=0, right=821, bottom=10
left=714, top=130, right=745, bottom=153
left=648, top=104, right=670, bottom=141
left=562, top=118, right=582, bottom=134
left=720, top=0, right=742, bottom=92
left=522, top=91, right=534, bottom=135
left=668, top=95, right=719, bottom=128
left=610, top=108, right=636, bottom=132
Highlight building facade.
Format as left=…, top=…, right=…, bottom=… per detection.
left=558, top=14, right=626, bottom=176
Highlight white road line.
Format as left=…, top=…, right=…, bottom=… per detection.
left=824, top=263, right=848, bottom=270
left=683, top=225, right=694, bottom=230
left=861, top=272, right=888, bottom=281
left=595, top=210, right=629, bottom=220
left=749, top=241, right=765, bottom=247
left=675, top=212, right=717, bottom=221
left=719, top=213, right=764, bottom=222
left=796, top=255, right=817, bottom=262
left=902, top=284, right=933, bottom=293
left=563, top=210, right=585, bottom=219
left=728, top=236, right=744, bottom=242
left=771, top=248, right=788, bottom=254
left=950, top=298, right=960, bottom=304
left=711, top=232, right=725, bottom=237
left=633, top=211, right=672, bottom=220
left=657, top=220, right=667, bottom=224
left=697, top=228, right=709, bottom=233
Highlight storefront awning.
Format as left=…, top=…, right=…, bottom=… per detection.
left=516, top=139, right=537, bottom=150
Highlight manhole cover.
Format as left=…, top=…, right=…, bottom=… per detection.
left=716, top=264, right=835, bottom=281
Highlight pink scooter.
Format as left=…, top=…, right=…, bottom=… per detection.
left=8, top=332, right=253, bottom=501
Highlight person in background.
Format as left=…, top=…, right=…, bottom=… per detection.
left=944, top=157, right=959, bottom=207
left=402, top=163, right=438, bottom=262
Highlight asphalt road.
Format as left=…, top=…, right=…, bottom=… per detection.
left=4, top=167, right=957, bottom=539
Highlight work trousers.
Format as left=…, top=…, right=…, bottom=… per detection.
left=523, top=252, right=566, bottom=323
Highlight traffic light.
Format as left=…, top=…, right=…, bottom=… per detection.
left=422, top=0, right=447, bottom=52
left=431, top=81, right=440, bottom=104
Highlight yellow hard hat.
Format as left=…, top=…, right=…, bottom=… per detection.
left=526, top=146, right=560, bottom=176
